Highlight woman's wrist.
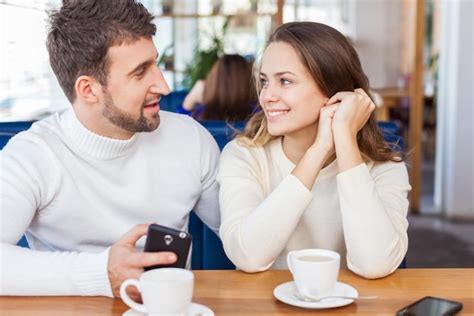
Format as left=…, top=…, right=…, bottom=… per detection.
left=292, top=150, right=327, bottom=190
left=304, top=143, right=335, bottom=167
left=332, top=125, right=357, bottom=145
left=333, top=126, right=363, bottom=172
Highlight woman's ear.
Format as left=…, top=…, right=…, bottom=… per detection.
left=75, top=75, right=100, bottom=104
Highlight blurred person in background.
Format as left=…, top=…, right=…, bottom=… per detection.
left=178, top=54, right=257, bottom=122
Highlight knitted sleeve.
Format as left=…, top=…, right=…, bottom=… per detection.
left=337, top=162, right=411, bottom=279
left=217, top=140, right=313, bottom=272
left=0, top=134, right=112, bottom=296
left=191, top=122, right=221, bottom=235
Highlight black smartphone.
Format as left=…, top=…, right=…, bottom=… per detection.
left=143, top=224, right=192, bottom=270
left=396, top=296, right=463, bottom=315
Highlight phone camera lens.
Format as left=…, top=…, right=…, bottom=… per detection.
left=164, top=235, right=173, bottom=245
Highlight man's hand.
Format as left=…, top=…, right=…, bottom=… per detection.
left=108, top=224, right=177, bottom=300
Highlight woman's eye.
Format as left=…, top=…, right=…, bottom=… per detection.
left=280, top=78, right=291, bottom=85
left=260, top=78, right=268, bottom=86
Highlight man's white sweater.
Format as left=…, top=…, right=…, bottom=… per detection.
left=218, top=138, right=411, bottom=278
left=0, top=109, right=220, bottom=296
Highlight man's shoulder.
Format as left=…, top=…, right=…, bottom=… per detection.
left=158, top=111, right=201, bottom=133
left=0, top=112, right=65, bottom=173
left=155, top=111, right=214, bottom=144
left=160, top=110, right=196, bottom=124
left=5, top=112, right=63, bottom=147
left=144, top=112, right=219, bottom=167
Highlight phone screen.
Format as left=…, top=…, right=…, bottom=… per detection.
left=397, top=296, right=463, bottom=315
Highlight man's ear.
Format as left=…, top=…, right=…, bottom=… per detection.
left=75, top=75, right=101, bottom=104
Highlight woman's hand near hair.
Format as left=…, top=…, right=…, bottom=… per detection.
left=182, top=80, right=205, bottom=111
left=326, top=88, right=376, bottom=172
left=291, top=103, right=339, bottom=190
left=311, top=102, right=339, bottom=157
left=328, top=89, right=375, bottom=137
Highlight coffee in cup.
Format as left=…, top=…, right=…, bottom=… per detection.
left=287, top=249, right=340, bottom=298
left=120, top=268, right=193, bottom=316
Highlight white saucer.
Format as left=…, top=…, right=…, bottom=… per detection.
left=273, top=281, right=358, bottom=309
left=123, top=302, right=214, bottom=316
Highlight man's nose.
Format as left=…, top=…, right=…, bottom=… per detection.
left=149, top=65, right=170, bottom=96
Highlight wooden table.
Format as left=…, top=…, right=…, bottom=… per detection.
left=0, top=269, right=472, bottom=315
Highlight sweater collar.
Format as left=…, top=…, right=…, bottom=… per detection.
left=61, top=109, right=138, bottom=160
left=272, top=137, right=339, bottom=180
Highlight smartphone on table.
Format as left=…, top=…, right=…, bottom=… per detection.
left=144, top=224, right=192, bottom=271
left=396, top=296, right=463, bottom=315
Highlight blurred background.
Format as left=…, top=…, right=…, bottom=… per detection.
left=0, top=0, right=472, bottom=268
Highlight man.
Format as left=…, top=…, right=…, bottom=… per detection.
left=0, top=0, right=220, bottom=298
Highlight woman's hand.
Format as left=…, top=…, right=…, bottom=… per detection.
left=326, top=89, right=375, bottom=172
left=182, top=80, right=205, bottom=111
left=310, top=102, right=339, bottom=161
left=326, top=88, right=376, bottom=138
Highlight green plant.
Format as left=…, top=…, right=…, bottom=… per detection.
left=157, top=44, right=174, bottom=71
left=181, top=18, right=230, bottom=90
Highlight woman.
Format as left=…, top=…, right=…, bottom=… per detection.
left=178, top=54, right=256, bottom=122
left=217, top=22, right=411, bottom=279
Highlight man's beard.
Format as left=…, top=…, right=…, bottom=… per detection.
left=102, top=92, right=160, bottom=133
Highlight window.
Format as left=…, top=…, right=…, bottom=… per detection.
left=0, top=0, right=67, bottom=121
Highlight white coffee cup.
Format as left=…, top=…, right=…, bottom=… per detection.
left=287, top=248, right=340, bottom=298
left=120, top=268, right=194, bottom=316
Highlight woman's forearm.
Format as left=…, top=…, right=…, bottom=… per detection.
left=291, top=147, right=329, bottom=190
left=333, top=127, right=364, bottom=173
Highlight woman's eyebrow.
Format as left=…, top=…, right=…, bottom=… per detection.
left=260, top=71, right=296, bottom=77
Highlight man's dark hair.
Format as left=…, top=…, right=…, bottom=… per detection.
left=47, top=0, right=156, bottom=102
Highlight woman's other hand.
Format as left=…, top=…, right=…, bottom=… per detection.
left=311, top=102, right=339, bottom=161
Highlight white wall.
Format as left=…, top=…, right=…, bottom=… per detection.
left=435, top=0, right=474, bottom=219
left=352, top=0, right=402, bottom=88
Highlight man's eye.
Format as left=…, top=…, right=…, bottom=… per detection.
left=135, top=69, right=146, bottom=78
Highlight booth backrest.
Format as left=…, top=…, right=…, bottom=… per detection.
left=159, top=90, right=188, bottom=112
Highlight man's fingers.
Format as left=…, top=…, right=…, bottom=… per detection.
left=128, top=251, right=177, bottom=268
left=118, top=224, right=150, bottom=246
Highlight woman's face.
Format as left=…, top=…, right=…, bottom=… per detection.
left=259, top=41, right=327, bottom=137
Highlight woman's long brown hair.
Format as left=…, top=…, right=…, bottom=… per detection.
left=240, top=22, right=401, bottom=163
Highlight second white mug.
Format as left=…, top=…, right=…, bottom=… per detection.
left=287, top=248, right=340, bottom=299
